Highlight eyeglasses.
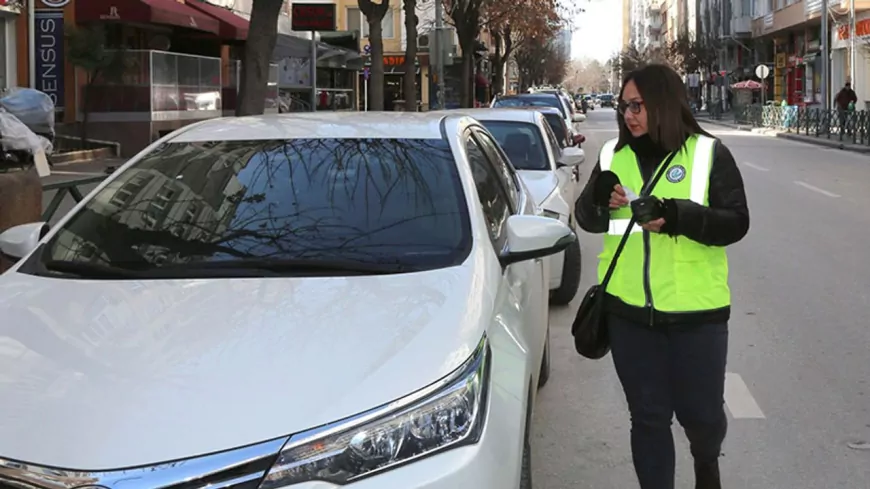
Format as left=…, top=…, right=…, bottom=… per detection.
left=617, top=100, right=644, bottom=115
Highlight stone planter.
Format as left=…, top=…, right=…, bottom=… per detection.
left=0, top=168, right=42, bottom=272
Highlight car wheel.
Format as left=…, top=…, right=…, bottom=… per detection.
left=537, top=326, right=551, bottom=389
left=549, top=237, right=582, bottom=305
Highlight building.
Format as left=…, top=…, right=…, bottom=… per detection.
left=553, top=28, right=572, bottom=60
left=747, top=0, right=870, bottom=107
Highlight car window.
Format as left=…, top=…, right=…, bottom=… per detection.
left=540, top=119, right=563, bottom=163
left=542, top=113, right=567, bottom=147
left=36, top=138, right=472, bottom=276
left=492, top=96, right=567, bottom=119
left=466, top=135, right=511, bottom=250
left=471, top=128, right=521, bottom=210
left=478, top=120, right=549, bottom=172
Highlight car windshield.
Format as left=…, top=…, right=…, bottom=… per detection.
left=35, top=138, right=471, bottom=278
left=493, top=96, right=567, bottom=119
left=480, top=121, right=549, bottom=171
left=541, top=113, right=567, bottom=146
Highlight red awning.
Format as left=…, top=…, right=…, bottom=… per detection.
left=186, top=0, right=249, bottom=40
left=76, top=0, right=220, bottom=35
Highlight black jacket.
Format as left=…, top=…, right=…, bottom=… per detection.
left=575, top=134, right=750, bottom=327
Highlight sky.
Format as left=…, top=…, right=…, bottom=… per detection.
left=570, top=0, right=623, bottom=62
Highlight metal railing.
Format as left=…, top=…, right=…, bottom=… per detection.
left=42, top=175, right=107, bottom=222
left=733, top=104, right=870, bottom=146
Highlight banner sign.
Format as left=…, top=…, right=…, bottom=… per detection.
left=35, top=10, right=65, bottom=111
left=291, top=3, right=336, bottom=31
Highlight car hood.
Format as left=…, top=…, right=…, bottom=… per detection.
left=0, top=264, right=484, bottom=469
left=518, top=170, right=559, bottom=207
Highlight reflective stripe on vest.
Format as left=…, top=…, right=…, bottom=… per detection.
left=601, top=135, right=716, bottom=236
left=597, top=134, right=730, bottom=313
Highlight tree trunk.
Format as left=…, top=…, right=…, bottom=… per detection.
left=369, top=20, right=386, bottom=110
left=491, top=32, right=504, bottom=96
left=80, top=77, right=92, bottom=147
left=237, top=0, right=283, bottom=116
left=461, top=51, right=475, bottom=107
left=403, top=0, right=418, bottom=111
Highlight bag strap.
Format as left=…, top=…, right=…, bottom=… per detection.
left=600, top=151, right=679, bottom=289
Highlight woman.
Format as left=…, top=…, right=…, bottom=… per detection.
left=575, top=64, right=749, bottom=489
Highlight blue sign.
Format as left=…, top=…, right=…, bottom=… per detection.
left=363, top=44, right=371, bottom=54
left=363, top=67, right=370, bottom=80
left=34, top=10, right=65, bottom=111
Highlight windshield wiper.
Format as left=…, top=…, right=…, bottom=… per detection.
left=158, top=258, right=414, bottom=275
left=43, top=260, right=140, bottom=279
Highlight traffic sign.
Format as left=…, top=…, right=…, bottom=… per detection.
left=363, top=67, right=370, bottom=80
left=363, top=44, right=371, bottom=54
left=755, top=64, right=770, bottom=79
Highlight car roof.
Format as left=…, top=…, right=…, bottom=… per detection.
left=446, top=108, right=545, bottom=123
left=170, top=112, right=451, bottom=142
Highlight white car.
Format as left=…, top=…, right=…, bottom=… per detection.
left=452, top=108, right=585, bottom=305
left=0, top=112, right=575, bottom=489
left=490, top=93, right=585, bottom=140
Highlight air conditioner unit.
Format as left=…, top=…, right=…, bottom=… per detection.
left=417, top=34, right=430, bottom=50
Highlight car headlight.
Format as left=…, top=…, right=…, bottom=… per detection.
left=259, top=335, right=490, bottom=487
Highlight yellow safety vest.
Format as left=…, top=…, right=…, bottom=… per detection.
left=597, top=134, right=730, bottom=314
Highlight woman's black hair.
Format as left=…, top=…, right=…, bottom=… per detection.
left=615, top=63, right=712, bottom=153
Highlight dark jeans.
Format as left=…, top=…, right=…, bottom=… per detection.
left=608, top=314, right=729, bottom=489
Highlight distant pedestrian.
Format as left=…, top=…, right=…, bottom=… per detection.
left=835, top=82, right=858, bottom=135
left=574, top=63, right=750, bottom=489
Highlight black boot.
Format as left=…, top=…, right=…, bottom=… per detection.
left=694, top=459, right=721, bottom=489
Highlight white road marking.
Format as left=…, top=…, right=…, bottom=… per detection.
left=724, top=373, right=765, bottom=419
left=742, top=162, right=769, bottom=172
left=794, top=180, right=841, bottom=198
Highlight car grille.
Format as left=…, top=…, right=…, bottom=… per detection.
left=0, top=437, right=287, bottom=489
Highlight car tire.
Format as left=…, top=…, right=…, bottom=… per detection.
left=549, top=237, right=582, bottom=306
left=537, top=327, right=551, bottom=389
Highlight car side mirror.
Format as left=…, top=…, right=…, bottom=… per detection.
left=0, top=222, right=49, bottom=261
left=499, top=215, right=576, bottom=267
left=571, top=113, right=586, bottom=123
left=556, top=147, right=585, bottom=168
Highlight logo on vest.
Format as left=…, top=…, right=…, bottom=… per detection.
left=666, top=165, right=686, bottom=183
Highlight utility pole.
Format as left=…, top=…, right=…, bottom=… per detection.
left=433, top=0, right=446, bottom=110
left=821, top=0, right=830, bottom=111
left=850, top=0, right=856, bottom=87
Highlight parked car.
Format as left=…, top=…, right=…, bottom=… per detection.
left=598, top=93, right=615, bottom=108
left=491, top=93, right=585, bottom=140
left=0, top=112, right=575, bottom=489
left=451, top=108, right=585, bottom=305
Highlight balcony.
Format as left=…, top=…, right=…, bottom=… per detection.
left=731, top=15, right=751, bottom=35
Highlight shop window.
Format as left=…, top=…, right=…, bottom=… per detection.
left=346, top=7, right=395, bottom=39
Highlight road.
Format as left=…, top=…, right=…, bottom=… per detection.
left=531, top=108, right=870, bottom=488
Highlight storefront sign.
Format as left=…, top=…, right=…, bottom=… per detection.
left=291, top=3, right=335, bottom=31
left=34, top=10, right=65, bottom=110
left=837, top=19, right=870, bottom=41
left=384, top=55, right=405, bottom=67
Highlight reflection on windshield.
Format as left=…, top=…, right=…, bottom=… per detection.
left=481, top=121, right=549, bottom=171
left=38, top=138, right=471, bottom=276
left=542, top=114, right=567, bottom=147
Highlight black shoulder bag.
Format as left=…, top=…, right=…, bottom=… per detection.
left=571, top=151, right=678, bottom=359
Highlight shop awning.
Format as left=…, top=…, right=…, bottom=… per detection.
left=186, top=0, right=248, bottom=40
left=76, top=0, right=220, bottom=35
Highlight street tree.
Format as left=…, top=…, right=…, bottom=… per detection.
left=485, top=0, right=562, bottom=95
left=566, top=58, right=610, bottom=93
left=237, top=0, right=284, bottom=116
left=444, top=0, right=487, bottom=107
left=515, top=37, right=567, bottom=89
left=403, top=0, right=418, bottom=111
left=359, top=0, right=392, bottom=110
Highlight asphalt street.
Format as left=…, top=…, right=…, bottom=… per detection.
left=531, top=108, right=870, bottom=488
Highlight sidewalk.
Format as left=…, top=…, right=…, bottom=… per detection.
left=696, top=115, right=870, bottom=155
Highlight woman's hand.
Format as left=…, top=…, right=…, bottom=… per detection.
left=641, top=218, right=666, bottom=233
left=609, top=184, right=630, bottom=209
